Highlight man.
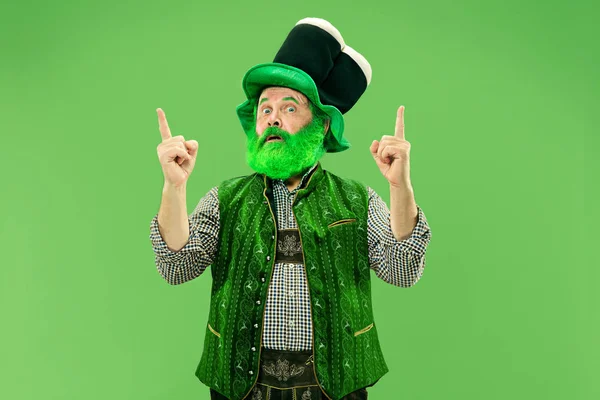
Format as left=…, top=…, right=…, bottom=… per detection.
left=150, top=18, right=431, bottom=400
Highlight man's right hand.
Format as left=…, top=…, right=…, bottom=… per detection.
left=156, top=108, right=199, bottom=188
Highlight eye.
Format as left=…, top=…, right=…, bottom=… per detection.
left=286, top=106, right=296, bottom=112
left=262, top=108, right=271, bottom=115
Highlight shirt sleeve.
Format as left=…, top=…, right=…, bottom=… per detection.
left=149, top=186, right=220, bottom=285
left=367, top=186, right=432, bottom=287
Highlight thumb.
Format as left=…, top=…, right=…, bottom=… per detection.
left=186, top=140, right=199, bottom=158
left=370, top=140, right=380, bottom=158
left=370, top=140, right=387, bottom=170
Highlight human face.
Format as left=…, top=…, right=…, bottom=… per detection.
left=255, top=87, right=313, bottom=138
left=246, top=110, right=328, bottom=180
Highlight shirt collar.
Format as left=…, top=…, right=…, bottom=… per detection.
left=259, top=162, right=325, bottom=199
left=272, top=162, right=319, bottom=193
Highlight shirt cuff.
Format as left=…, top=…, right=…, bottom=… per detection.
left=381, top=204, right=431, bottom=254
left=149, top=213, right=194, bottom=262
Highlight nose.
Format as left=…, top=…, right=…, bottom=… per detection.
left=267, top=110, right=281, bottom=127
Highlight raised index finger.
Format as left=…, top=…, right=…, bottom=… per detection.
left=394, top=105, right=405, bottom=140
left=156, top=108, right=172, bottom=141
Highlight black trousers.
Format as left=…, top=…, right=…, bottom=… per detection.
left=209, top=347, right=369, bottom=400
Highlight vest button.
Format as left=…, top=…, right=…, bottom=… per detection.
left=266, top=256, right=271, bottom=261
left=261, top=277, right=265, bottom=282
left=249, top=370, right=253, bottom=375
left=271, top=235, right=275, bottom=240
left=256, top=300, right=261, bottom=305
left=254, top=323, right=259, bottom=328
left=251, top=347, right=256, bottom=351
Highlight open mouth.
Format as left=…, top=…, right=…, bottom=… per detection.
left=266, top=135, right=283, bottom=143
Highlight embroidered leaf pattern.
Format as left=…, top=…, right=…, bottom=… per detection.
left=278, top=233, right=302, bottom=257
left=301, top=386, right=313, bottom=399
left=262, top=358, right=305, bottom=381
left=251, top=386, right=262, bottom=400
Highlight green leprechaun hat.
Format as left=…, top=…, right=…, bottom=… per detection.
left=236, top=17, right=372, bottom=153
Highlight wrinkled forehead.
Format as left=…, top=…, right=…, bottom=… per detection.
left=258, top=86, right=309, bottom=104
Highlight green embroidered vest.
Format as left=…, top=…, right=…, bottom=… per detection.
left=195, top=164, right=389, bottom=399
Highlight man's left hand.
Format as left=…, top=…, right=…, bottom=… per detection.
left=370, top=105, right=412, bottom=188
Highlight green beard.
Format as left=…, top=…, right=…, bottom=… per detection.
left=246, top=118, right=327, bottom=180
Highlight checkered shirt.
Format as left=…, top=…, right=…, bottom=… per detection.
left=149, top=164, right=431, bottom=350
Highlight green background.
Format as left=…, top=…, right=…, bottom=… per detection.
left=0, top=0, right=596, bottom=398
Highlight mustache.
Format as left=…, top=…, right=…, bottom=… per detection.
left=258, top=127, right=290, bottom=146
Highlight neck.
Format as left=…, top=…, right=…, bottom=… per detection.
left=284, top=174, right=302, bottom=191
